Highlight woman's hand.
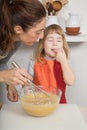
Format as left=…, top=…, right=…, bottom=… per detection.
left=0, top=68, right=32, bottom=86
left=7, top=85, right=18, bottom=102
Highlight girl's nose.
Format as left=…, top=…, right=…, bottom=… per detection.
left=53, top=40, right=57, bottom=46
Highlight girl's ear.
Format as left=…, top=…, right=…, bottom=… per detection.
left=14, top=25, right=23, bottom=34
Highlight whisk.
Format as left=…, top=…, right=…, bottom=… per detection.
left=12, top=61, right=49, bottom=97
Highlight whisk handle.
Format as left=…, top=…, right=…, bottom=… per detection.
left=12, top=61, right=31, bottom=82
left=12, top=61, right=20, bottom=68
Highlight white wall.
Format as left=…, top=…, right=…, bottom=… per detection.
left=66, top=0, right=87, bottom=105
left=0, top=0, right=87, bottom=105
left=66, top=42, right=87, bottom=105
left=68, top=0, right=87, bottom=34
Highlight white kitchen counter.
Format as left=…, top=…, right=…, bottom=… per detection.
left=0, top=104, right=87, bottom=130
left=79, top=106, right=87, bottom=125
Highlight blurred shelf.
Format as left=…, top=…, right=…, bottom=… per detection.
left=65, top=33, right=87, bottom=43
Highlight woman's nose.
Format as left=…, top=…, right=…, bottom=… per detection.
left=38, top=31, right=44, bottom=39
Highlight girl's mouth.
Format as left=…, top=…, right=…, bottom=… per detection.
left=51, top=49, right=58, bottom=53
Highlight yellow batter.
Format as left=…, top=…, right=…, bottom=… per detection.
left=20, top=92, right=58, bottom=117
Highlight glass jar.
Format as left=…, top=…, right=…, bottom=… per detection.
left=66, top=12, right=81, bottom=35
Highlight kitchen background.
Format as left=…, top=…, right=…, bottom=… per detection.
left=0, top=0, right=87, bottom=105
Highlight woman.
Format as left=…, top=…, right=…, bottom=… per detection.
left=0, top=0, right=46, bottom=86
left=0, top=0, right=46, bottom=101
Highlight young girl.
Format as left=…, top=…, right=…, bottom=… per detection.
left=28, top=24, right=75, bottom=103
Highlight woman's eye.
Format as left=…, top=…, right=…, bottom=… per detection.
left=36, top=29, right=45, bottom=35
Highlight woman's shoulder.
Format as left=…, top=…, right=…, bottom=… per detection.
left=28, top=58, right=35, bottom=70
left=29, top=58, right=35, bottom=64
left=27, top=58, right=35, bottom=77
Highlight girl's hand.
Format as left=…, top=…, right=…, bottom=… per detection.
left=1, top=68, right=33, bottom=86
left=7, top=85, right=18, bottom=102
left=55, top=48, right=67, bottom=63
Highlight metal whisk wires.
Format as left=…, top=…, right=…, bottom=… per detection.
left=11, top=61, right=49, bottom=97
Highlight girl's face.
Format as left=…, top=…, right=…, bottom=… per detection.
left=44, top=33, right=63, bottom=58
left=14, top=17, right=46, bottom=46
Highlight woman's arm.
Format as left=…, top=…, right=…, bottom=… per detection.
left=0, top=68, right=32, bottom=86
left=7, top=85, right=18, bottom=102
left=7, top=59, right=35, bottom=102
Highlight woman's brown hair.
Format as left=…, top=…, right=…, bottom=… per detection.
left=0, top=0, right=46, bottom=53
left=35, top=24, right=69, bottom=62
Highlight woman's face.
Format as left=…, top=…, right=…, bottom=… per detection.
left=15, top=17, right=46, bottom=46
left=44, top=33, right=63, bottom=58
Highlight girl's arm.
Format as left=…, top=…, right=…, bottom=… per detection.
left=56, top=48, right=75, bottom=86
left=60, top=60, right=75, bottom=86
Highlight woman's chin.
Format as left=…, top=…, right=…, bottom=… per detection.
left=25, top=42, right=35, bottom=46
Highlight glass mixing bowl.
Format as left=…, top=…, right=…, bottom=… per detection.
left=20, top=85, right=62, bottom=117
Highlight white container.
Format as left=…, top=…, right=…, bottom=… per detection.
left=46, top=16, right=59, bottom=27
left=66, top=12, right=81, bottom=27
left=66, top=12, right=81, bottom=35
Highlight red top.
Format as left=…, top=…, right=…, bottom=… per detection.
left=54, top=60, right=66, bottom=103
left=33, top=58, right=66, bottom=103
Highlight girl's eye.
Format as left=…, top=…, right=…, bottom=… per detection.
left=57, top=40, right=61, bottom=42
left=57, top=39, right=62, bottom=42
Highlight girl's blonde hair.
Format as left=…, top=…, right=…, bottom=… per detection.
left=35, top=24, right=69, bottom=62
